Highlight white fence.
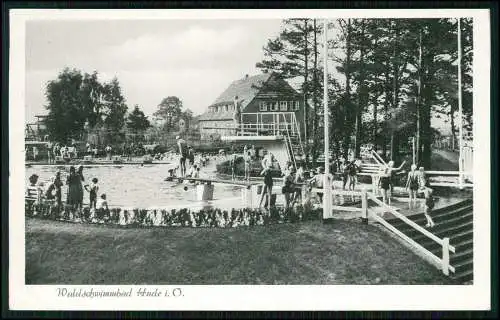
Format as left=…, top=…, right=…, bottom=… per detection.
left=314, top=188, right=456, bottom=276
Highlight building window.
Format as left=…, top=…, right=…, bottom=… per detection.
left=259, top=101, right=268, bottom=111
left=280, top=101, right=287, bottom=111
left=270, top=101, right=279, bottom=111
left=294, top=101, right=300, bottom=111
left=225, top=105, right=228, bottom=112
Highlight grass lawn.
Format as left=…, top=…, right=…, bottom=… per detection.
left=26, top=218, right=458, bottom=285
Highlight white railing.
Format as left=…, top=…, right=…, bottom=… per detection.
left=423, top=171, right=474, bottom=188
left=371, top=150, right=387, bottom=166
left=240, top=112, right=299, bottom=137
left=366, top=193, right=455, bottom=275
left=310, top=187, right=455, bottom=275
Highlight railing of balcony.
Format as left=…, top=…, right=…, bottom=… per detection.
left=240, top=112, right=299, bottom=136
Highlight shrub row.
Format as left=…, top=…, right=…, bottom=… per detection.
left=25, top=201, right=322, bottom=228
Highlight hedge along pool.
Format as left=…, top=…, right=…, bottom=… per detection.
left=25, top=162, right=245, bottom=209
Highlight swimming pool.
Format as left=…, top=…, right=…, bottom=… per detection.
left=25, top=162, right=244, bottom=208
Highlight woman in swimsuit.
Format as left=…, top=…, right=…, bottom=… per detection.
left=406, top=164, right=420, bottom=209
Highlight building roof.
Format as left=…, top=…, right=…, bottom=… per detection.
left=211, top=73, right=272, bottom=107
left=198, top=73, right=273, bottom=121
left=198, top=110, right=236, bottom=121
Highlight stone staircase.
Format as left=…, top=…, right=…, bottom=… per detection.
left=384, top=198, right=473, bottom=283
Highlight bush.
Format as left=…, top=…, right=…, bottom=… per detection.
left=25, top=201, right=322, bottom=228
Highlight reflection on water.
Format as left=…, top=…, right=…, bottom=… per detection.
left=25, top=163, right=243, bottom=208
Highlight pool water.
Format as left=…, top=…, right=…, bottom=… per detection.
left=25, top=162, right=243, bottom=208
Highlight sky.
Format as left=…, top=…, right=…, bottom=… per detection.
left=25, top=19, right=284, bottom=123
left=24, top=18, right=453, bottom=133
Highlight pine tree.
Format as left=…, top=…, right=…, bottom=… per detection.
left=127, top=105, right=151, bottom=133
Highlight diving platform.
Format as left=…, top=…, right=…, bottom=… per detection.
left=221, top=135, right=284, bottom=142
left=220, top=113, right=305, bottom=170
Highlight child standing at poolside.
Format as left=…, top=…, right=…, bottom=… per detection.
left=422, top=187, right=435, bottom=228
left=84, top=178, right=99, bottom=209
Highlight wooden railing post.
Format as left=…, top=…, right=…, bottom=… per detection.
left=441, top=237, right=450, bottom=276
left=301, top=184, right=308, bottom=206
left=361, top=189, right=368, bottom=223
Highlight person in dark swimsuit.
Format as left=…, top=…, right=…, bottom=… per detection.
left=282, top=169, right=295, bottom=209
left=176, top=136, right=188, bottom=177
left=347, top=159, right=360, bottom=191
left=378, top=167, right=391, bottom=205
left=406, top=164, right=420, bottom=209
left=259, top=165, right=274, bottom=209
left=187, top=146, right=195, bottom=166
left=66, top=166, right=80, bottom=209
left=54, top=171, right=63, bottom=207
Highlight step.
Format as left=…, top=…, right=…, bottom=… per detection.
left=452, top=258, right=473, bottom=274
left=390, top=204, right=472, bottom=227
left=410, top=221, right=472, bottom=246
left=428, top=238, right=473, bottom=256
left=361, top=164, right=383, bottom=169
left=431, top=201, right=473, bottom=215
left=421, top=232, right=473, bottom=253
left=450, top=248, right=473, bottom=265
left=399, top=212, right=473, bottom=239
left=361, top=170, right=380, bottom=174
left=389, top=205, right=473, bottom=230
left=420, top=229, right=472, bottom=249
left=411, top=226, right=472, bottom=252
left=394, top=216, right=473, bottom=244
left=450, top=229, right=474, bottom=243
left=450, top=269, right=473, bottom=283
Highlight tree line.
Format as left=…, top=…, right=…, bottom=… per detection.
left=44, top=68, right=193, bottom=145
left=256, top=18, right=473, bottom=168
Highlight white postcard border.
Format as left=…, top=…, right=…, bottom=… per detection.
left=9, top=8, right=491, bottom=311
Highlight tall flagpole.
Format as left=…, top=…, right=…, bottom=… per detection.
left=457, top=17, right=464, bottom=189
left=323, top=19, right=331, bottom=220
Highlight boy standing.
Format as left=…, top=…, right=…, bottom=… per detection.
left=422, top=187, right=435, bottom=228
left=84, top=178, right=99, bottom=209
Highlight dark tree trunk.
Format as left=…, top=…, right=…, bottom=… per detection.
left=342, top=18, right=352, bottom=159
left=303, top=19, right=309, bottom=164
left=450, top=106, right=456, bottom=150
left=390, top=21, right=401, bottom=162
left=421, top=65, right=432, bottom=169
left=312, top=19, right=320, bottom=164
left=382, top=76, right=390, bottom=160
left=354, top=20, right=366, bottom=158
left=416, top=29, right=423, bottom=165
left=372, top=93, right=378, bottom=152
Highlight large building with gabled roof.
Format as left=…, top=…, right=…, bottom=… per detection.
left=198, top=72, right=305, bottom=140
